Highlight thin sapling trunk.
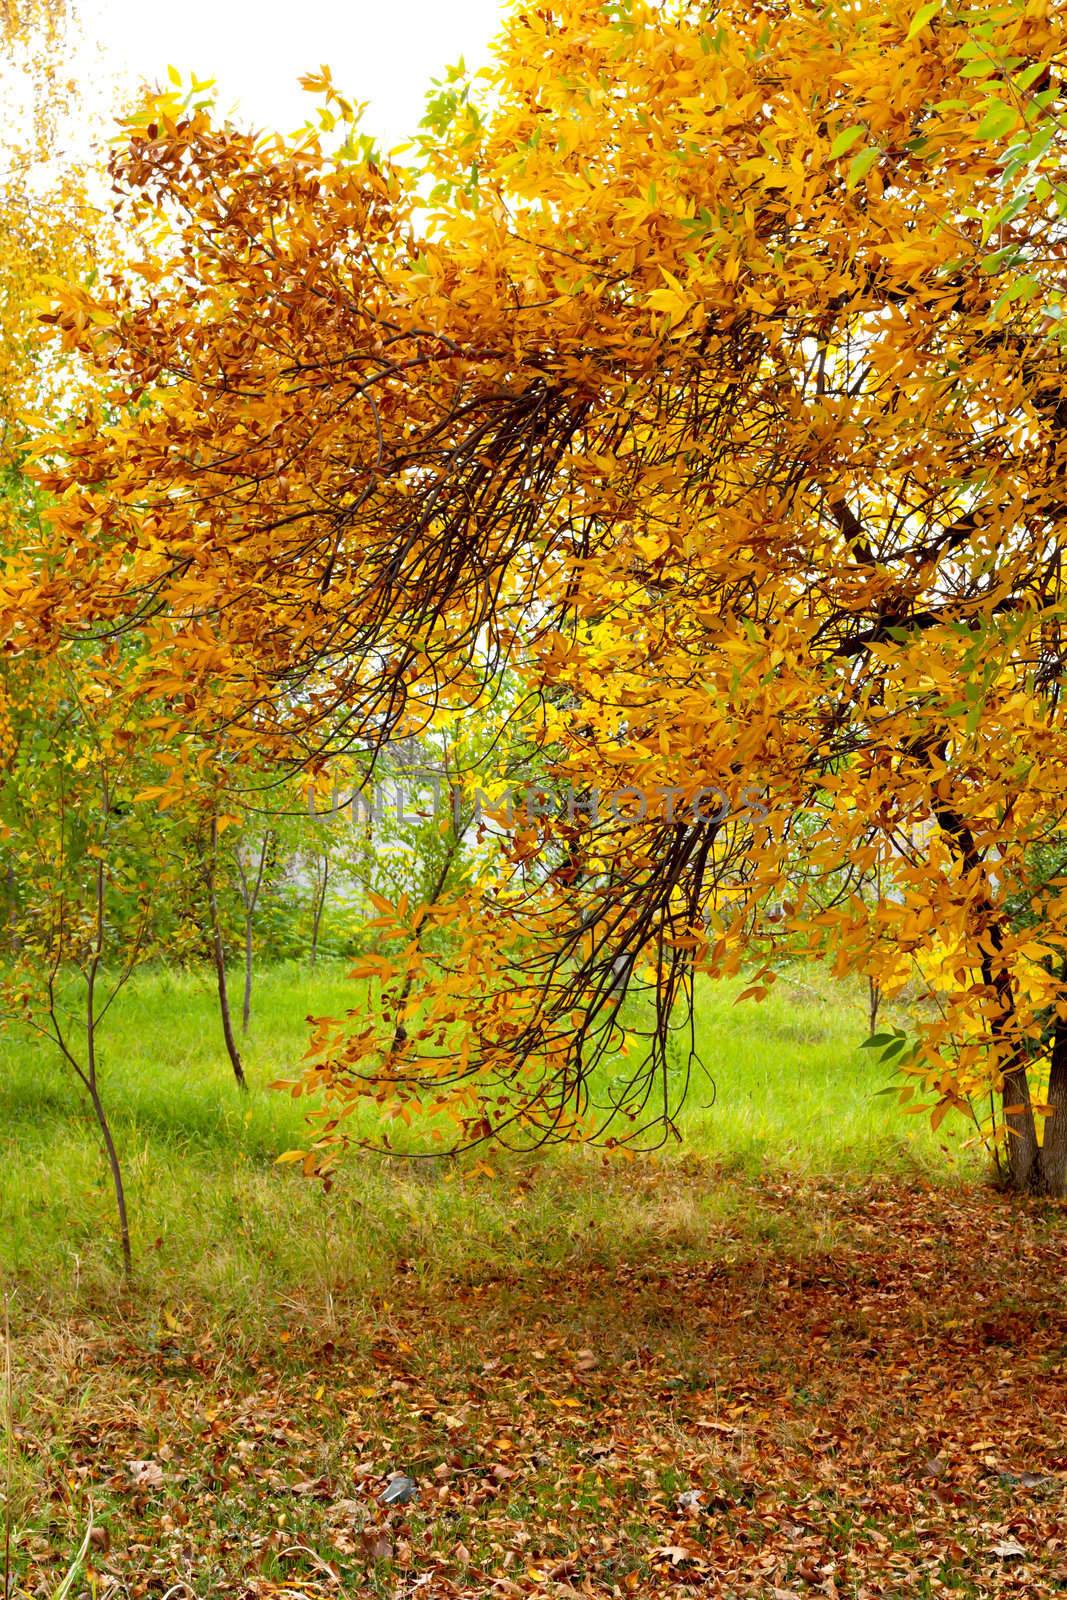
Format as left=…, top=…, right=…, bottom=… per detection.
left=201, top=813, right=248, bottom=1090
left=234, top=830, right=272, bottom=1033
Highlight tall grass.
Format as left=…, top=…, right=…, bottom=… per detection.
left=0, top=960, right=980, bottom=1317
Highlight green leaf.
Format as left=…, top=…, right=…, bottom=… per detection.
left=846, top=146, right=880, bottom=190
left=830, top=125, right=865, bottom=158
left=1006, top=273, right=1039, bottom=303
left=979, top=245, right=1019, bottom=273
left=907, top=0, right=942, bottom=38
left=1014, top=60, right=1049, bottom=90
left=992, top=274, right=1040, bottom=318
left=976, top=99, right=1020, bottom=139
left=959, top=59, right=999, bottom=78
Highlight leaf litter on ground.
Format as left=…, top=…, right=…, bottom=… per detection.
left=5, top=1175, right=1065, bottom=1598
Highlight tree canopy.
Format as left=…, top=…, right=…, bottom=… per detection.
left=7, top=0, right=1067, bottom=1189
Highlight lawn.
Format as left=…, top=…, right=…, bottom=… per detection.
left=0, top=962, right=1062, bottom=1598
left=0, top=961, right=976, bottom=1302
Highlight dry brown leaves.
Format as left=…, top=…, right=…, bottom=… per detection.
left=9, top=1179, right=1066, bottom=1598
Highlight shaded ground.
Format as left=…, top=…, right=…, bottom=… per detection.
left=8, top=1176, right=1065, bottom=1598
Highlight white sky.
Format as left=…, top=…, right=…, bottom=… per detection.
left=75, top=0, right=506, bottom=151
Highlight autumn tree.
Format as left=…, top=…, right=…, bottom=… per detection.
left=16, top=0, right=1067, bottom=1190
left=0, top=0, right=97, bottom=469
left=232, top=822, right=276, bottom=1029
left=0, top=649, right=183, bottom=1276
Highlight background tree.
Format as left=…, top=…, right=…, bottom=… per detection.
left=0, top=0, right=97, bottom=477
left=0, top=653, right=177, bottom=1276
left=232, top=824, right=275, bottom=1030
left=196, top=802, right=248, bottom=1090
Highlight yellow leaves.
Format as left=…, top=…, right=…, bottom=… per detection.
left=645, top=268, right=696, bottom=330
left=643, top=288, right=694, bottom=331
left=633, top=531, right=670, bottom=561
left=464, top=1160, right=496, bottom=1180
left=297, top=65, right=334, bottom=95
left=876, top=239, right=940, bottom=277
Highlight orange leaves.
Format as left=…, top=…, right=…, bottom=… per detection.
left=347, top=955, right=397, bottom=983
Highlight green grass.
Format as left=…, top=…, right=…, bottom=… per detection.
left=681, top=968, right=967, bottom=1172
left=0, top=959, right=980, bottom=1311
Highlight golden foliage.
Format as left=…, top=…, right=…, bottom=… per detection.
left=9, top=0, right=1067, bottom=1186
left=0, top=0, right=95, bottom=468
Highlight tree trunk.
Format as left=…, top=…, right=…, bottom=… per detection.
left=1036, top=1019, right=1067, bottom=1197
left=1001, top=1053, right=1040, bottom=1192
left=309, top=853, right=329, bottom=968
left=210, top=906, right=247, bottom=1090
left=242, top=913, right=253, bottom=1034
left=84, top=850, right=133, bottom=1277
left=202, top=816, right=247, bottom=1090
left=88, top=1080, right=132, bottom=1278
left=929, top=788, right=1041, bottom=1192
left=234, top=830, right=270, bottom=1034
left=5, top=863, right=20, bottom=955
